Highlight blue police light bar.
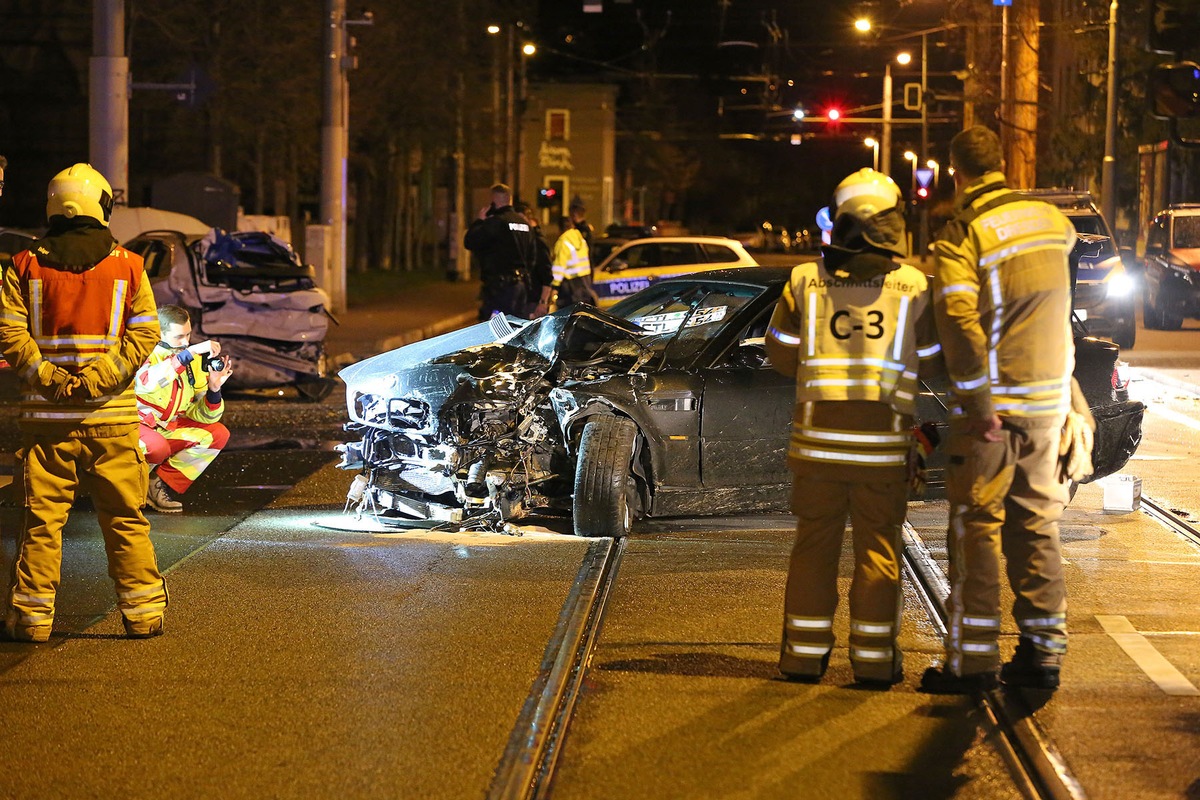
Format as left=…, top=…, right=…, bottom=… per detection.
left=994, top=0, right=1011, bottom=5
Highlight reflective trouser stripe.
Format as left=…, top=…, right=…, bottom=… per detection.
left=142, top=420, right=229, bottom=494
left=8, top=430, right=166, bottom=631
left=783, top=476, right=908, bottom=680
left=850, top=646, right=894, bottom=662
left=943, top=420, right=1069, bottom=674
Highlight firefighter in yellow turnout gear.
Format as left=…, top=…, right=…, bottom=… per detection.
left=920, top=126, right=1090, bottom=694
left=0, top=164, right=167, bottom=641
left=765, top=169, right=942, bottom=685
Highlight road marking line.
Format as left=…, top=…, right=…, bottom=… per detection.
left=1145, top=403, right=1200, bottom=433
left=1095, top=615, right=1200, bottom=696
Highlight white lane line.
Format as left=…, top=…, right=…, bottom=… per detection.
left=1146, top=403, right=1200, bottom=433
left=1095, top=615, right=1200, bottom=696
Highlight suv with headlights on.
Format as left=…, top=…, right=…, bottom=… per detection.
left=1141, top=204, right=1200, bottom=330
left=1017, top=190, right=1137, bottom=348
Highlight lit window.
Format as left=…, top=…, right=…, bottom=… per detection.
left=547, top=110, right=570, bottom=140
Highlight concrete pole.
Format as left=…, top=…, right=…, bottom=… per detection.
left=882, top=63, right=893, bottom=180
left=320, top=0, right=347, bottom=313
left=919, top=33, right=929, bottom=258
left=90, top=0, right=129, bottom=207
left=453, top=0, right=471, bottom=281
left=504, top=26, right=515, bottom=188
left=1101, top=0, right=1119, bottom=231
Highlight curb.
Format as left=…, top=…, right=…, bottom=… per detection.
left=327, top=310, right=479, bottom=370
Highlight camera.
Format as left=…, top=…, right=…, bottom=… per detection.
left=200, top=354, right=227, bottom=372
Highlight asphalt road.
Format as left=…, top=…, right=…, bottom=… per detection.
left=0, top=309, right=1199, bottom=798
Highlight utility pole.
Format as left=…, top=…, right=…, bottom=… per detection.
left=1101, top=0, right=1119, bottom=230
left=1007, top=0, right=1041, bottom=188
left=452, top=0, right=471, bottom=282
left=882, top=63, right=893, bottom=179
left=90, top=0, right=129, bottom=207
left=320, top=0, right=347, bottom=313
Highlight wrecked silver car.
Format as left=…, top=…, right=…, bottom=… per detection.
left=337, top=267, right=1145, bottom=537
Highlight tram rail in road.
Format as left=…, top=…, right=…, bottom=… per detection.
left=490, top=519, right=1103, bottom=800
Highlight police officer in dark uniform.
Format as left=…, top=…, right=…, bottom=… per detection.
left=514, top=201, right=554, bottom=317
left=464, top=183, right=538, bottom=321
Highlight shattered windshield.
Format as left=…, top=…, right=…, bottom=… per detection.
left=609, top=281, right=763, bottom=364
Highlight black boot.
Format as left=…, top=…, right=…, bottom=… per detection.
left=918, top=665, right=998, bottom=694
left=1001, top=639, right=1062, bottom=690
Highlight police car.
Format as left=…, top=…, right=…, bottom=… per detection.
left=590, top=236, right=758, bottom=308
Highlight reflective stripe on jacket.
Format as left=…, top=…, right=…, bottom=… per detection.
left=136, top=345, right=224, bottom=431
left=765, top=256, right=941, bottom=474
left=932, top=172, right=1076, bottom=422
left=0, top=246, right=159, bottom=432
left=551, top=228, right=591, bottom=286
left=765, top=258, right=939, bottom=416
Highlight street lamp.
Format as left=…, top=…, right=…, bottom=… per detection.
left=864, top=137, right=880, bottom=171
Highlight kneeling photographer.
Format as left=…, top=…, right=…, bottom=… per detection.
left=135, top=305, right=233, bottom=513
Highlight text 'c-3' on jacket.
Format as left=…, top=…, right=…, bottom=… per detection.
left=932, top=171, right=1077, bottom=423
left=136, top=344, right=225, bottom=431
left=0, top=243, right=159, bottom=435
left=765, top=254, right=942, bottom=474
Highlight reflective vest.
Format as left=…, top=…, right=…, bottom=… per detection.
left=136, top=344, right=224, bottom=431
left=933, top=172, right=1076, bottom=421
left=551, top=228, right=591, bottom=286
left=766, top=257, right=941, bottom=473
left=0, top=245, right=159, bottom=433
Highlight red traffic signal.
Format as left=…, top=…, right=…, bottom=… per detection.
left=826, top=107, right=841, bottom=121
left=916, top=186, right=930, bottom=200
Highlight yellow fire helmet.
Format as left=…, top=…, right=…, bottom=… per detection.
left=832, top=167, right=902, bottom=224
left=46, top=163, right=114, bottom=226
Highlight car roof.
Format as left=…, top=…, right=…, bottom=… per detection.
left=616, top=236, right=745, bottom=246
left=652, top=265, right=794, bottom=288
left=1014, top=189, right=1099, bottom=211
left=1161, top=203, right=1200, bottom=215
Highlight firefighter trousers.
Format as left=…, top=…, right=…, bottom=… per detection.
left=140, top=420, right=230, bottom=495
left=942, top=417, right=1068, bottom=677
left=6, top=430, right=168, bottom=639
left=780, top=475, right=908, bottom=681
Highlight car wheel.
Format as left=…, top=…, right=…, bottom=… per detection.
left=573, top=415, right=639, bottom=538
left=1113, top=316, right=1136, bottom=349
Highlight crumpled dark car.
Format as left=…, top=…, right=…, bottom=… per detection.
left=337, top=267, right=1145, bottom=537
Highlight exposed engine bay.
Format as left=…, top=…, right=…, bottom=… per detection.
left=337, top=310, right=651, bottom=531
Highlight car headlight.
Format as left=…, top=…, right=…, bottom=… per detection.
left=1105, top=272, right=1136, bottom=299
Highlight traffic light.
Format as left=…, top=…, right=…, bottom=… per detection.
left=537, top=187, right=558, bottom=208
left=825, top=107, right=841, bottom=122
left=1150, top=61, right=1200, bottom=117
left=914, top=167, right=934, bottom=202
left=1148, top=0, right=1200, bottom=54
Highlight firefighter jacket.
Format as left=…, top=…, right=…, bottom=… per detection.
left=0, top=223, right=159, bottom=436
left=551, top=228, right=591, bottom=287
left=932, top=172, right=1076, bottom=423
left=463, top=205, right=538, bottom=285
left=765, top=251, right=941, bottom=477
left=136, top=344, right=225, bottom=431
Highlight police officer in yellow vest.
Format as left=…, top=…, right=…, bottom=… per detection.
left=550, top=216, right=599, bottom=309
left=0, top=164, right=167, bottom=641
left=765, top=168, right=942, bottom=686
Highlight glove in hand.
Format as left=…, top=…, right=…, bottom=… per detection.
left=1059, top=410, right=1094, bottom=482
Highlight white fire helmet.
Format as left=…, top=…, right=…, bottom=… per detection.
left=46, top=163, right=114, bottom=226
left=832, top=168, right=902, bottom=223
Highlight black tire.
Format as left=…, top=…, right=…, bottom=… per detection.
left=1113, top=316, right=1136, bottom=349
left=573, top=416, right=639, bottom=538
left=1144, top=287, right=1182, bottom=330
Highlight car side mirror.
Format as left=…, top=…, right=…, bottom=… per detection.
left=729, top=341, right=768, bottom=369
left=606, top=259, right=628, bottom=273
